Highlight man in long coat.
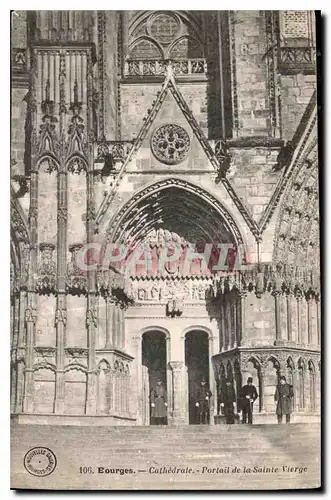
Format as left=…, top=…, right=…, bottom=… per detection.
left=150, top=379, right=167, bottom=425
left=239, top=377, right=258, bottom=424
left=220, top=378, right=236, bottom=424
left=195, top=379, right=212, bottom=424
left=274, top=375, right=294, bottom=423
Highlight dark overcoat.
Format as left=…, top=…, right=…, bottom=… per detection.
left=274, top=383, right=294, bottom=415
left=220, top=384, right=236, bottom=417
left=196, top=385, right=212, bottom=410
left=150, top=385, right=167, bottom=418
left=239, top=384, right=258, bottom=411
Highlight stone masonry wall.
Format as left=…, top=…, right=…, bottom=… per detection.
left=232, top=11, right=271, bottom=137
left=11, top=88, right=28, bottom=177
left=104, top=11, right=118, bottom=140
left=228, top=148, right=281, bottom=223
left=280, top=74, right=317, bottom=141
left=120, top=83, right=208, bottom=140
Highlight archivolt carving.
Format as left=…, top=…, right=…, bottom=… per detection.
left=106, top=178, right=243, bottom=248
left=273, top=150, right=319, bottom=270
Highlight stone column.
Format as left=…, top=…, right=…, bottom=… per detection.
left=307, top=296, right=313, bottom=345
left=105, top=295, right=111, bottom=347
left=169, top=361, right=187, bottom=425
left=86, top=297, right=97, bottom=414
left=232, top=297, right=237, bottom=348
left=132, top=335, right=143, bottom=425
left=23, top=307, right=37, bottom=413
left=54, top=298, right=66, bottom=413
left=54, top=168, right=68, bottom=413
left=237, top=292, right=246, bottom=347
left=259, top=367, right=266, bottom=413
left=297, top=295, right=302, bottom=344
left=15, top=290, right=27, bottom=413
left=286, top=293, right=292, bottom=341
left=274, top=291, right=281, bottom=342
left=316, top=297, right=320, bottom=346
left=209, top=326, right=219, bottom=425
left=220, top=298, right=225, bottom=352
left=226, top=299, right=232, bottom=350
left=86, top=162, right=98, bottom=414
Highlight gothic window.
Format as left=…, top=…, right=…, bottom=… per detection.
left=151, top=124, right=190, bottom=165
left=127, top=11, right=204, bottom=63
left=278, top=11, right=316, bottom=74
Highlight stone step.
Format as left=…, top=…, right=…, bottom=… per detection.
left=11, top=422, right=321, bottom=490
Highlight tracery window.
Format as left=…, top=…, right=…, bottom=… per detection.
left=125, top=11, right=205, bottom=77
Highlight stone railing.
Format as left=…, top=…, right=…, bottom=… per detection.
left=95, top=140, right=133, bottom=165
left=278, top=46, right=316, bottom=74
left=124, top=58, right=207, bottom=78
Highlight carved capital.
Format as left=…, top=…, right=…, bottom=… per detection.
left=169, top=361, right=184, bottom=372
left=24, top=307, right=37, bottom=325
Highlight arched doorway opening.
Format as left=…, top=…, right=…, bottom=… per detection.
left=142, top=330, right=167, bottom=425
left=185, top=330, right=210, bottom=424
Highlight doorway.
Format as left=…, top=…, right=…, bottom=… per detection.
left=185, top=330, right=210, bottom=424
left=142, top=330, right=167, bottom=425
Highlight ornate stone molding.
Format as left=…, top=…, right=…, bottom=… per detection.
left=209, top=264, right=320, bottom=300
left=24, top=307, right=37, bottom=325
left=55, top=308, right=67, bottom=326
left=278, top=46, right=316, bottom=75
left=36, top=243, right=56, bottom=294
left=124, top=58, right=207, bottom=78
left=66, top=244, right=87, bottom=295
left=34, top=347, right=56, bottom=357
left=86, top=308, right=98, bottom=328
left=65, top=347, right=89, bottom=359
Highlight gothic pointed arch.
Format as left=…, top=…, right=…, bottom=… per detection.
left=106, top=178, right=245, bottom=250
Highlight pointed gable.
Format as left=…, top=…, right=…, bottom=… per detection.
left=95, top=63, right=259, bottom=239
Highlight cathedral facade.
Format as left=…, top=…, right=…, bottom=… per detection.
left=11, top=11, right=320, bottom=425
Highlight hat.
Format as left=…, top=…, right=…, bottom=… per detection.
left=247, top=377, right=253, bottom=383
left=279, top=375, right=286, bottom=381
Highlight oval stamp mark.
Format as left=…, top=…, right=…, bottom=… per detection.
left=24, top=447, right=57, bottom=477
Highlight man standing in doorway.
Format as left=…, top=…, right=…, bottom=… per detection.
left=220, top=378, right=236, bottom=424
left=150, top=378, right=168, bottom=425
left=195, top=379, right=212, bottom=424
left=274, top=375, right=294, bottom=424
left=240, top=377, right=258, bottom=424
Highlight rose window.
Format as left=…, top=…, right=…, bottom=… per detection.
left=151, top=124, right=190, bottom=165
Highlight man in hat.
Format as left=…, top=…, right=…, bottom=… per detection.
left=150, top=378, right=167, bottom=425
left=239, top=377, right=259, bottom=424
left=274, top=375, right=294, bottom=424
left=195, top=379, right=212, bottom=424
left=220, top=378, right=236, bottom=424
